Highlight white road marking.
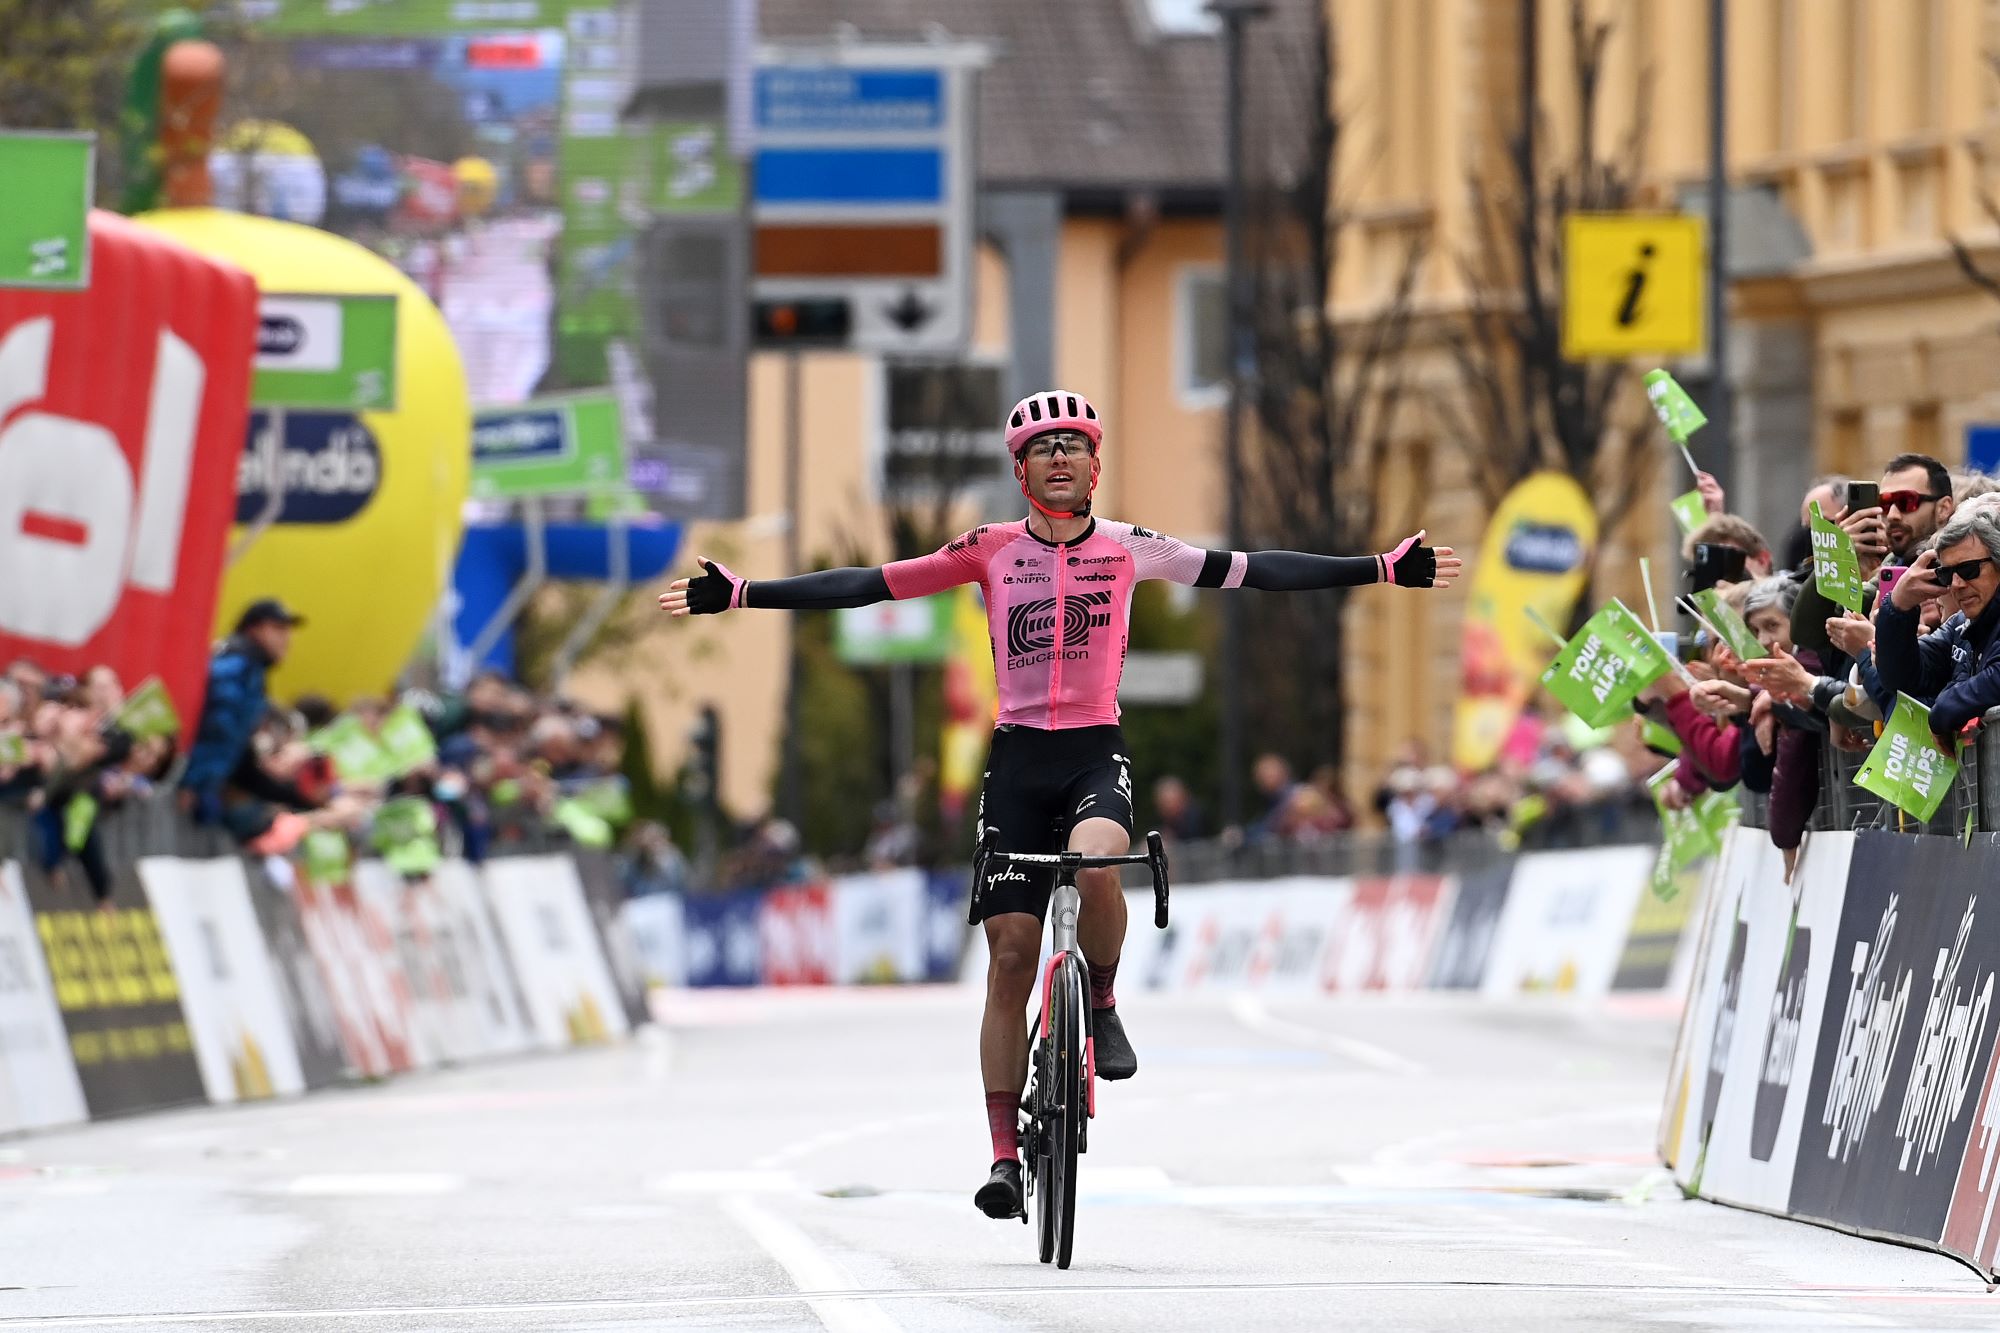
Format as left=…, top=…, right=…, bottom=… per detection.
left=1227, top=996, right=1428, bottom=1075
left=720, top=1192, right=903, bottom=1333
left=753, top=1111, right=956, bottom=1171
left=1369, top=1104, right=1659, bottom=1166
left=651, top=1169, right=797, bottom=1194
left=0, top=1279, right=1989, bottom=1327
left=281, top=1173, right=462, bottom=1197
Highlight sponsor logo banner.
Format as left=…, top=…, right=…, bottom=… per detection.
left=239, top=854, right=355, bottom=1089
left=760, top=883, right=833, bottom=986
left=0, top=860, right=87, bottom=1133
left=20, top=851, right=204, bottom=1117
left=294, top=871, right=420, bottom=1077
left=924, top=872, right=968, bottom=982
left=1426, top=861, right=1514, bottom=990
left=1321, top=875, right=1453, bottom=993
left=832, top=869, right=928, bottom=984
left=1480, top=846, right=1653, bottom=999
left=1689, top=834, right=1855, bottom=1211
left=1945, top=997, right=2000, bottom=1274
left=624, top=895, right=687, bottom=989
left=1613, top=855, right=1705, bottom=992
left=478, top=856, right=631, bottom=1047
left=138, top=856, right=307, bottom=1104
left=1787, top=832, right=2000, bottom=1243
left=683, top=889, right=764, bottom=987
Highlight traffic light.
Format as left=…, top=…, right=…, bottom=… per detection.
left=753, top=297, right=851, bottom=348
left=686, top=704, right=721, bottom=805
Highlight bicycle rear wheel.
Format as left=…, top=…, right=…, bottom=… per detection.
left=1051, top=954, right=1087, bottom=1269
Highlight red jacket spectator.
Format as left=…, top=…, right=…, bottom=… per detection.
left=1665, top=692, right=1744, bottom=788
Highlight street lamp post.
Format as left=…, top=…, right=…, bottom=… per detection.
left=1209, top=0, right=1270, bottom=833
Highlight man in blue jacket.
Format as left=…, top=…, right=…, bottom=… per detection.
left=180, top=599, right=315, bottom=837
left=1874, top=511, right=2000, bottom=746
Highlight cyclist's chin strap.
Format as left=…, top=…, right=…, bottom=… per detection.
left=1017, top=459, right=1099, bottom=523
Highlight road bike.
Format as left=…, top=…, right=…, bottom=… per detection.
left=970, top=829, right=1171, bottom=1269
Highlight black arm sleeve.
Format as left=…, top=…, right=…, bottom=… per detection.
left=1235, top=550, right=1382, bottom=591
left=745, top=566, right=893, bottom=611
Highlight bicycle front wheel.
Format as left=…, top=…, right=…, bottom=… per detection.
left=1051, top=953, right=1087, bottom=1269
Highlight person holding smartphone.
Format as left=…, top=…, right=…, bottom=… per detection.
left=1874, top=510, right=2000, bottom=748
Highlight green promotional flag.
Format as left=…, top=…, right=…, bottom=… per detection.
left=377, top=704, right=438, bottom=776
left=371, top=796, right=441, bottom=877
left=572, top=778, right=633, bottom=826
left=0, top=131, right=93, bottom=289
left=1646, top=769, right=1708, bottom=900
left=302, top=829, right=352, bottom=887
left=554, top=798, right=615, bottom=850
left=1694, top=790, right=1741, bottom=844
left=0, top=732, right=25, bottom=767
left=110, top=677, right=180, bottom=741
left=1641, top=715, right=1683, bottom=756
left=1671, top=489, right=1709, bottom=536
left=1539, top=600, right=1672, bottom=727
left=309, top=716, right=394, bottom=785
left=1690, top=588, right=1768, bottom=661
left=1808, top=501, right=1866, bottom=614
left=1854, top=694, right=1961, bottom=822
left=1644, top=369, right=1708, bottom=443
left=63, top=792, right=99, bottom=854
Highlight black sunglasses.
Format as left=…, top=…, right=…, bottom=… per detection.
left=1938, top=556, right=1995, bottom=585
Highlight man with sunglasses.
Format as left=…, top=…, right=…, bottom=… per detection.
left=1794, top=454, right=1956, bottom=663
left=660, top=388, right=1460, bottom=1222
left=1875, top=510, right=2000, bottom=747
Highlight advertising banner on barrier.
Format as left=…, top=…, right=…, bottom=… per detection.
left=1672, top=833, right=1855, bottom=1210
left=1148, top=880, right=1352, bottom=993
left=568, top=850, right=651, bottom=1028
left=240, top=856, right=350, bottom=1089
left=426, top=860, right=536, bottom=1059
left=684, top=890, right=763, bottom=987
left=833, top=870, right=928, bottom=984
left=1480, top=846, right=1653, bottom=998
left=350, top=861, right=475, bottom=1066
left=1787, top=833, right=2000, bottom=1244
left=294, top=872, right=419, bottom=1078
left=624, top=895, right=687, bottom=988
left=1321, top=875, right=1453, bottom=993
left=1945, top=991, right=2000, bottom=1273
left=1612, top=857, right=1705, bottom=993
left=0, top=862, right=88, bottom=1134
left=759, top=883, right=833, bottom=986
left=479, top=856, right=630, bottom=1046
left=1426, top=860, right=1514, bottom=990
left=925, top=872, right=968, bottom=982
left=20, top=854, right=204, bottom=1117
left=139, top=857, right=307, bottom=1104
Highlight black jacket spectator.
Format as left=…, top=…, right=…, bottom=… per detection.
left=1874, top=598, right=2000, bottom=737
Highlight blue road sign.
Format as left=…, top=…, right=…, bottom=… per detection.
left=754, top=148, right=944, bottom=205
left=1968, top=423, right=2000, bottom=477
left=755, top=69, right=943, bottom=132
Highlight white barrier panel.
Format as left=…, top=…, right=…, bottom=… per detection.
left=1667, top=830, right=1856, bottom=1210
left=832, top=869, right=928, bottom=984
left=1480, top=846, right=1654, bottom=999
left=0, top=861, right=87, bottom=1134
left=624, top=895, right=687, bottom=988
left=295, top=870, right=419, bottom=1077
left=138, top=857, right=307, bottom=1104
left=1323, top=875, right=1457, bottom=993
left=1151, top=879, right=1354, bottom=992
left=479, top=855, right=630, bottom=1047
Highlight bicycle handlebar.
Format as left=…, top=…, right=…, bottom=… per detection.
left=969, top=827, right=1171, bottom=929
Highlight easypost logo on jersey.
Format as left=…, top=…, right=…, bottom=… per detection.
left=236, top=412, right=384, bottom=524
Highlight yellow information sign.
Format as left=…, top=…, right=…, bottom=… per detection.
left=1562, top=213, right=1705, bottom=360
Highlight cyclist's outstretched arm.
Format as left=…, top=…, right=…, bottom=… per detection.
left=661, top=528, right=990, bottom=617
left=1121, top=526, right=1460, bottom=591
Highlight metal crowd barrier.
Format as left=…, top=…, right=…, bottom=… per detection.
left=1747, top=705, right=2000, bottom=836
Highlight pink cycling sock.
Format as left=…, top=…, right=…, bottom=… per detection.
left=1088, top=959, right=1118, bottom=1010
left=986, top=1090, right=1019, bottom=1162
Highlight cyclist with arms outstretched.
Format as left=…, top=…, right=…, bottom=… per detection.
left=660, top=390, right=1460, bottom=1220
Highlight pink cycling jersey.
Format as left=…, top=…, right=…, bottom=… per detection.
left=883, top=519, right=1245, bottom=729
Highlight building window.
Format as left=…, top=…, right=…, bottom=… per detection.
left=1177, top=266, right=1228, bottom=408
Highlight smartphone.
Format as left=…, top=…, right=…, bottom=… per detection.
left=1690, top=542, right=1749, bottom=592
left=1845, top=480, right=1880, bottom=513
left=1879, top=565, right=1905, bottom=598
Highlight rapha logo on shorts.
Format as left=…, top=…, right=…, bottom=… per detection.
left=989, top=867, right=1030, bottom=888
left=1005, top=592, right=1113, bottom=660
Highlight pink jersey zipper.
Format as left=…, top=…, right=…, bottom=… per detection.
left=1049, top=541, right=1066, bottom=726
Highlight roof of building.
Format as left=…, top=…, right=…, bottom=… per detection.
left=756, top=0, right=1305, bottom=200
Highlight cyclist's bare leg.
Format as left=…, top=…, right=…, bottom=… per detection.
left=1070, top=816, right=1130, bottom=968
left=980, top=911, right=1042, bottom=1098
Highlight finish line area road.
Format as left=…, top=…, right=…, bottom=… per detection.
left=1, top=990, right=1992, bottom=1332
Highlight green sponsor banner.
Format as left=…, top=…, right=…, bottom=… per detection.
left=1808, top=500, right=1866, bottom=614
left=652, top=120, right=741, bottom=215
left=837, top=596, right=954, bottom=665
left=302, top=829, right=352, bottom=886
left=235, top=0, right=570, bottom=34
left=309, top=715, right=395, bottom=785
left=377, top=704, right=437, bottom=775
left=252, top=293, right=399, bottom=412
left=0, top=131, right=93, bottom=289
left=470, top=392, right=627, bottom=500
left=1689, top=588, right=1768, bottom=661
left=1538, top=600, right=1671, bottom=727
left=1644, top=369, right=1708, bottom=443
left=1854, top=693, right=1961, bottom=822
left=1671, top=489, right=1709, bottom=536
left=110, top=678, right=181, bottom=741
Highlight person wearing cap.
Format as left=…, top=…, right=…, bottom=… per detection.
left=179, top=598, right=312, bottom=836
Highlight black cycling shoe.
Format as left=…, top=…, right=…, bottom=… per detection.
left=974, top=1157, right=1024, bottom=1219
left=1092, top=1004, right=1138, bottom=1081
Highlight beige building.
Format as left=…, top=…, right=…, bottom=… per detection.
left=578, top=0, right=2000, bottom=826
